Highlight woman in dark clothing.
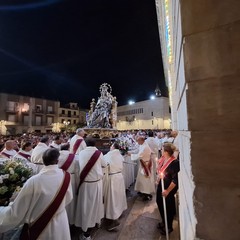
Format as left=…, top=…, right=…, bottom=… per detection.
left=156, top=143, right=180, bottom=235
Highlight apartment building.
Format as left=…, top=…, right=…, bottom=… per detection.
left=0, top=93, right=59, bottom=134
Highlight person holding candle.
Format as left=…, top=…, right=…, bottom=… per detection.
left=156, top=143, right=180, bottom=235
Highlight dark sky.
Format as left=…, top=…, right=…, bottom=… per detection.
left=0, top=0, right=167, bottom=108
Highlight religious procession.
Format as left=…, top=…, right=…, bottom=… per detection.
left=0, top=84, right=180, bottom=240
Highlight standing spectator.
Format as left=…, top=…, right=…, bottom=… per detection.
left=156, top=143, right=180, bottom=235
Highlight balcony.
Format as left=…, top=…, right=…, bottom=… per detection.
left=46, top=111, right=55, bottom=115
left=5, top=107, right=19, bottom=113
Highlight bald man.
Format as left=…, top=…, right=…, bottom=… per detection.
left=0, top=140, right=17, bottom=159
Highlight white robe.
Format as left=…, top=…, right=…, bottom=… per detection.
left=30, top=143, right=49, bottom=173
left=146, top=137, right=159, bottom=182
left=103, top=149, right=127, bottom=220
left=69, top=135, right=86, bottom=155
left=13, top=150, right=37, bottom=174
left=0, top=165, right=73, bottom=240
left=0, top=149, right=17, bottom=159
left=50, top=142, right=62, bottom=150
left=130, top=142, right=155, bottom=194
left=75, top=146, right=106, bottom=232
left=58, top=150, right=80, bottom=225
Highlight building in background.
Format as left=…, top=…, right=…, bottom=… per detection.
left=155, top=0, right=240, bottom=239
left=117, top=97, right=170, bottom=130
left=58, top=102, right=87, bottom=132
left=0, top=93, right=59, bottom=134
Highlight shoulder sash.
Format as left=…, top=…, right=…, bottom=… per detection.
left=20, top=171, right=70, bottom=240
left=60, top=153, right=75, bottom=171
left=76, top=150, right=101, bottom=194
left=73, top=139, right=83, bottom=154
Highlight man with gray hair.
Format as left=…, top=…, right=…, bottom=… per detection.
left=69, top=128, right=87, bottom=155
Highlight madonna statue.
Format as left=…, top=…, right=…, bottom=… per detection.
left=87, top=83, right=117, bottom=129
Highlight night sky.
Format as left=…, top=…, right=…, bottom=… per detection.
left=0, top=0, right=167, bottom=108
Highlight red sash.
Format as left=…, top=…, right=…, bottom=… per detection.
left=60, top=153, right=75, bottom=171
left=76, top=150, right=102, bottom=195
left=18, top=152, right=31, bottom=160
left=20, top=171, right=70, bottom=240
left=158, top=156, right=176, bottom=175
left=73, top=139, right=83, bottom=154
left=140, top=159, right=152, bottom=177
left=0, top=151, right=12, bottom=159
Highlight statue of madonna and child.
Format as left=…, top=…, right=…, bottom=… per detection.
left=86, top=83, right=117, bottom=130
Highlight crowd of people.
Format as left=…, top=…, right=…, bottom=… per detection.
left=0, top=128, right=180, bottom=239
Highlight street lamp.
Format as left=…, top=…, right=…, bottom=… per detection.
left=63, top=121, right=70, bottom=132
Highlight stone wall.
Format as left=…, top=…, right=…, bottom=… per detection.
left=181, top=0, right=240, bottom=239
left=155, top=0, right=240, bottom=239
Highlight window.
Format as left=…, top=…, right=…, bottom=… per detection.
left=23, top=116, right=29, bottom=125
left=151, top=112, right=153, bottom=116
left=74, top=111, right=76, bottom=115
left=62, top=110, right=65, bottom=114
left=7, top=101, right=18, bottom=112
left=36, top=105, right=42, bottom=112
left=68, top=120, right=71, bottom=124
left=22, top=103, right=29, bottom=112
left=152, top=120, right=154, bottom=125
left=8, top=114, right=16, bottom=122
left=68, top=111, right=71, bottom=117
left=73, top=120, right=76, bottom=124
left=62, top=119, right=65, bottom=123
left=47, top=117, right=53, bottom=125
left=36, top=116, right=42, bottom=126
left=47, top=106, right=53, bottom=113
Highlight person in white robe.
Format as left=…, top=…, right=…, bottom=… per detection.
left=0, top=140, right=17, bottom=159
left=75, top=138, right=107, bottom=239
left=30, top=136, right=50, bottom=173
left=13, top=141, right=37, bottom=174
left=58, top=145, right=79, bottom=225
left=103, top=142, right=127, bottom=231
left=128, top=136, right=155, bottom=201
left=146, top=131, right=159, bottom=182
left=50, top=135, right=63, bottom=150
left=0, top=148, right=73, bottom=240
left=69, top=128, right=87, bottom=154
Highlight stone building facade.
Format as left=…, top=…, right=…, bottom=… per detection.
left=155, top=0, right=240, bottom=239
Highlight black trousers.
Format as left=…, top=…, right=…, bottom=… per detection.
left=156, top=182, right=176, bottom=230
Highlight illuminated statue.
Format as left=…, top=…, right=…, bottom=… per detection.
left=87, top=83, right=117, bottom=129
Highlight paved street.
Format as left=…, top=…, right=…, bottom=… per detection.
left=71, top=187, right=179, bottom=240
